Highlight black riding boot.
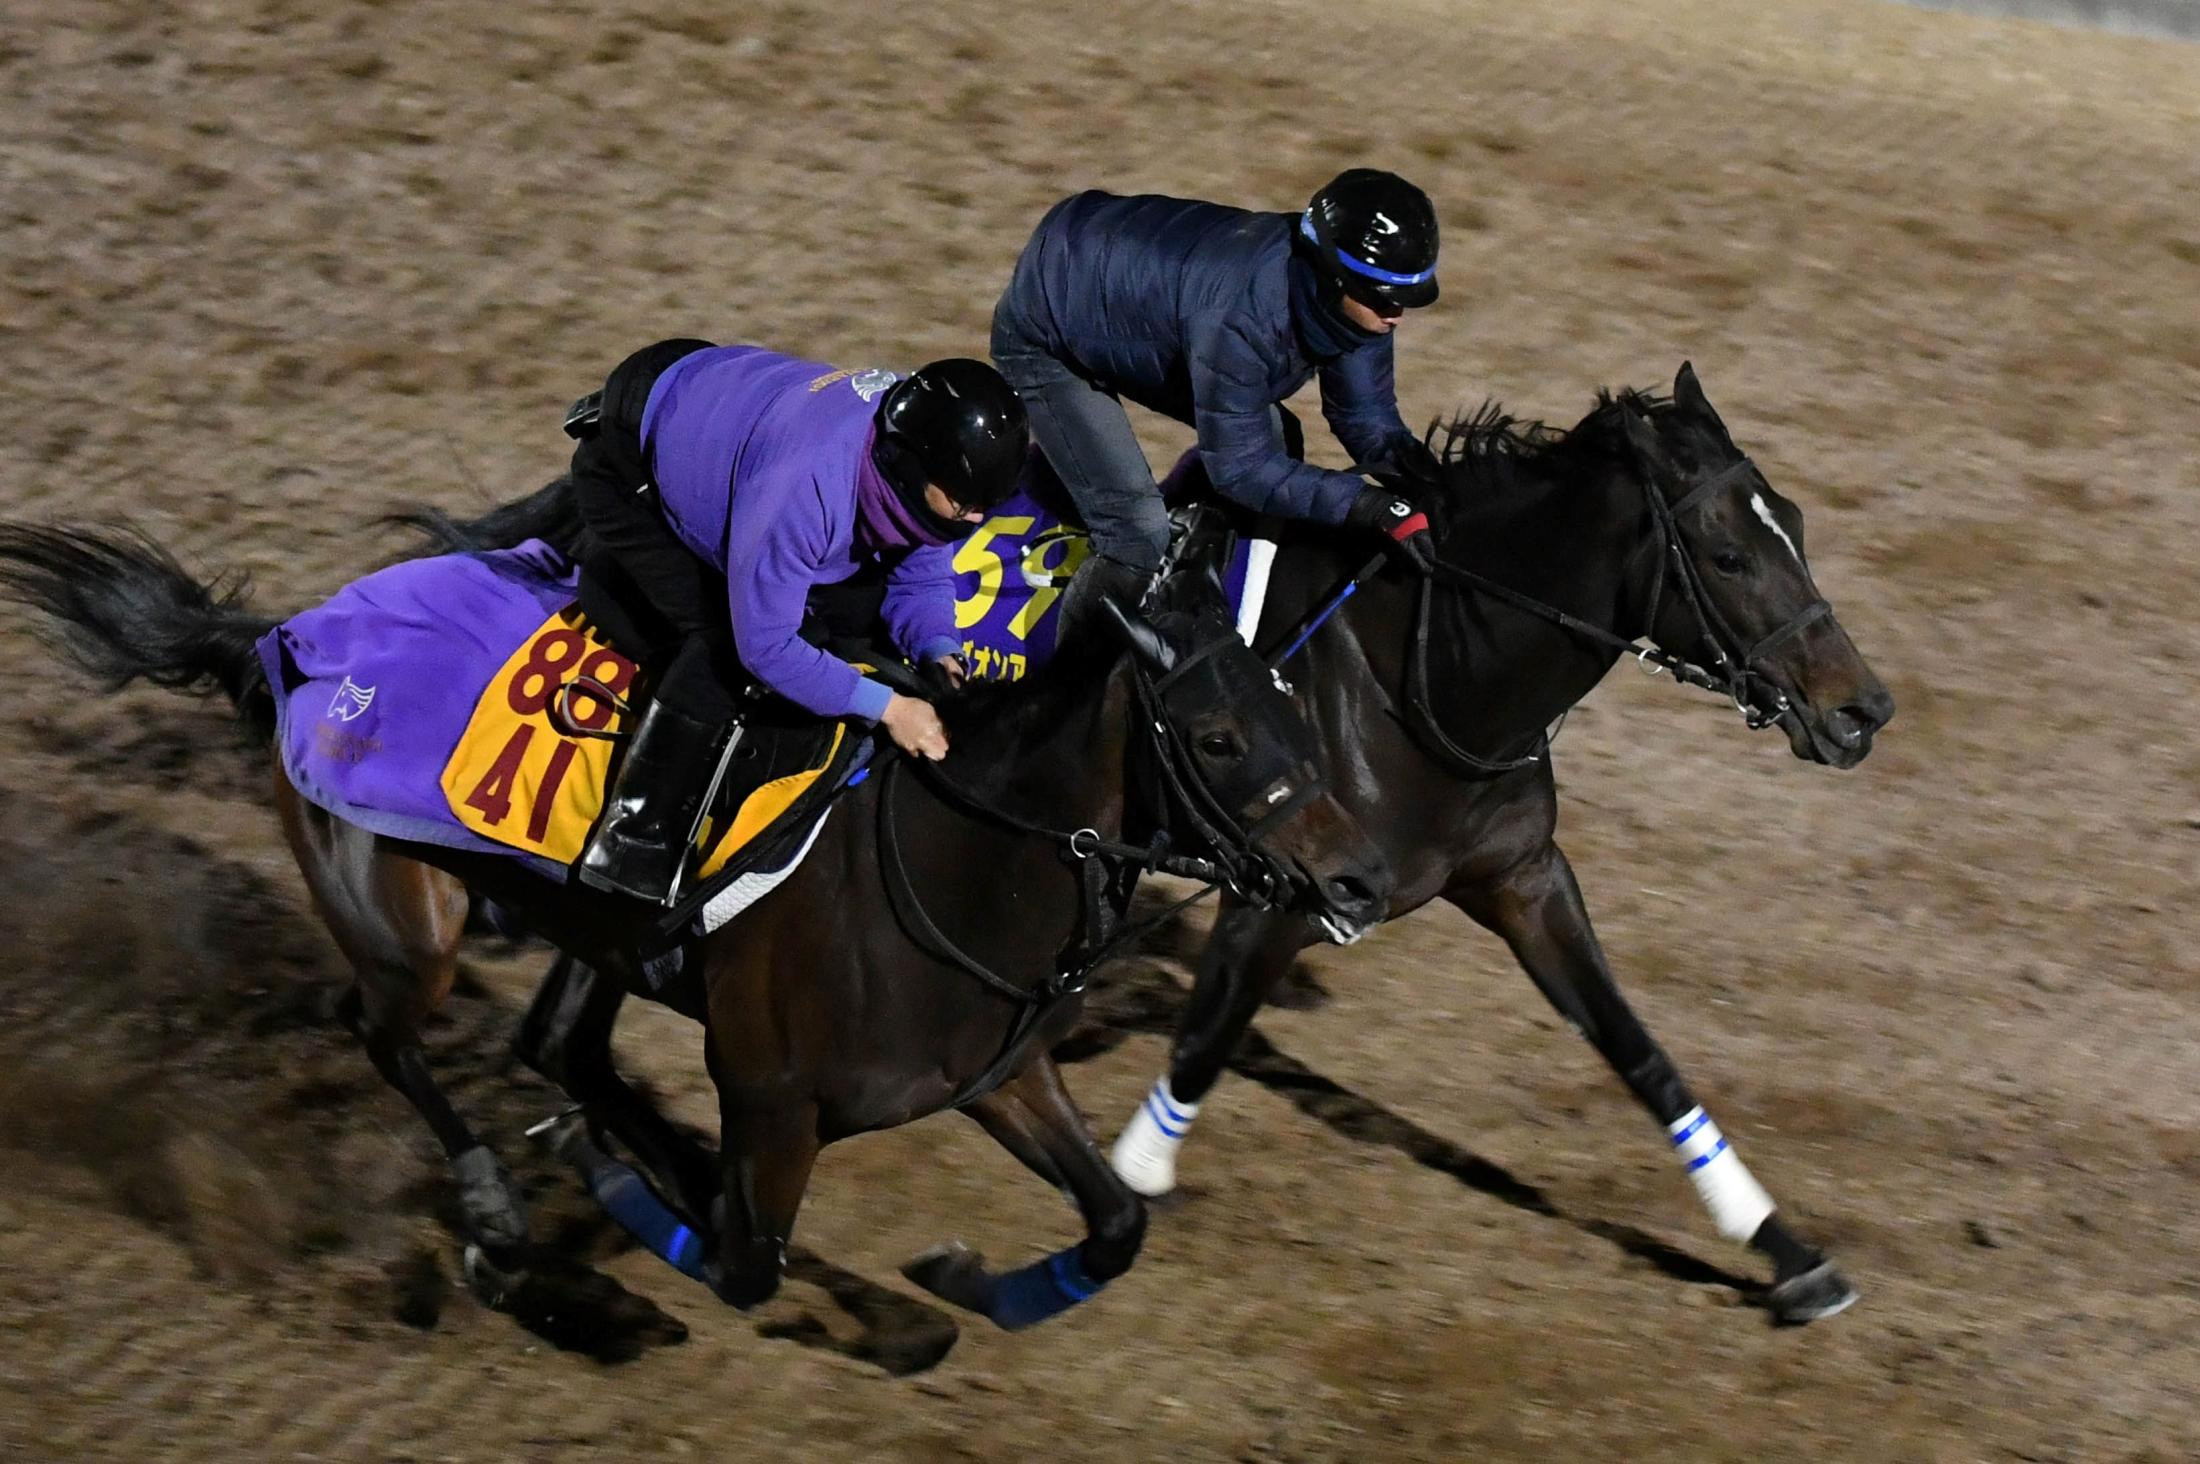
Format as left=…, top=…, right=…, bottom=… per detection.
left=575, top=698, right=728, bottom=904
left=1056, top=554, right=1156, bottom=649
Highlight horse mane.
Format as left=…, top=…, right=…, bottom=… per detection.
left=1414, top=387, right=1669, bottom=535
left=1430, top=387, right=1667, bottom=482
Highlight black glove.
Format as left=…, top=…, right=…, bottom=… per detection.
left=1345, top=485, right=1437, bottom=575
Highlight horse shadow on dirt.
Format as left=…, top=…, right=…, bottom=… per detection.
left=1061, top=946, right=1762, bottom=1302
left=0, top=791, right=960, bottom=1374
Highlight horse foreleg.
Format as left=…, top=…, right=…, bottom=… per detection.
left=1447, top=842, right=1857, bottom=1324
left=908, top=1053, right=1145, bottom=1330
left=516, top=953, right=720, bottom=1223
left=1110, top=902, right=1312, bottom=1197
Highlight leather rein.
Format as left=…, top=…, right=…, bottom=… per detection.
left=873, top=645, right=1328, bottom=1106
left=1270, top=454, right=1831, bottom=777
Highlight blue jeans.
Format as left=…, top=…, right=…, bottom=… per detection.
left=991, top=339, right=1169, bottom=575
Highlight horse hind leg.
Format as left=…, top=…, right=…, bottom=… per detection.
left=275, top=771, right=530, bottom=1255
left=510, top=946, right=717, bottom=1224
left=909, top=1054, right=1147, bottom=1330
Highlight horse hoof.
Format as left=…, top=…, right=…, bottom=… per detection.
left=1767, top=1260, right=1859, bottom=1325
left=902, top=1242, right=996, bottom=1316
left=452, top=1144, right=531, bottom=1252
left=462, top=1243, right=521, bottom=1308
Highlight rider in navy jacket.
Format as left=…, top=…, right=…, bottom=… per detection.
left=992, top=170, right=1445, bottom=579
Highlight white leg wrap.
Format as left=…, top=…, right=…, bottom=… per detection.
left=1667, top=1106, right=1775, bottom=1242
left=1110, top=1078, right=1200, bottom=1197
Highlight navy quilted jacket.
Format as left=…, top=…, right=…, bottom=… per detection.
left=994, top=190, right=1416, bottom=525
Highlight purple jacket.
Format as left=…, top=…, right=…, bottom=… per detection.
left=641, top=346, right=963, bottom=722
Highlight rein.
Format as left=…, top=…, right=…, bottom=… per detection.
left=1263, top=454, right=1830, bottom=776
left=872, top=652, right=1317, bottom=1106
left=878, top=750, right=1225, bottom=1006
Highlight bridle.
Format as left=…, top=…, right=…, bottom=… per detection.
left=1269, top=445, right=1832, bottom=777
left=874, top=627, right=1334, bottom=1105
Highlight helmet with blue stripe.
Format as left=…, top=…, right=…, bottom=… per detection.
left=1300, top=168, right=1441, bottom=310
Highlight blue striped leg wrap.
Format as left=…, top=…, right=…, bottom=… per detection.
left=587, top=1158, right=710, bottom=1283
left=1144, top=1080, right=1195, bottom=1139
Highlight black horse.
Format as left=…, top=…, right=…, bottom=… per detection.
left=1104, top=363, right=1893, bottom=1324
left=386, top=361, right=1891, bottom=1324
left=0, top=528, right=1391, bottom=1328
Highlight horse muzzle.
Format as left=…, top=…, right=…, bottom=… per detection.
left=1779, top=681, right=1895, bottom=769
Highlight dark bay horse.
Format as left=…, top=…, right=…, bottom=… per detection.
left=0, top=528, right=1391, bottom=1328
left=1107, top=364, right=1893, bottom=1325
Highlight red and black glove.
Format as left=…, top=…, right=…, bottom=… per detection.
left=1346, top=485, right=1437, bottom=575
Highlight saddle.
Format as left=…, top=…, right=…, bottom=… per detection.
left=437, top=601, right=872, bottom=914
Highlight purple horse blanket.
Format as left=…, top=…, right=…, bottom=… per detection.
left=256, top=541, right=635, bottom=879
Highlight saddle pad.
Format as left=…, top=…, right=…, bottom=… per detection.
left=259, top=541, right=862, bottom=887
left=952, top=486, right=1260, bottom=680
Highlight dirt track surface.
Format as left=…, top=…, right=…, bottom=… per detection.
left=3, top=0, right=2197, bottom=1459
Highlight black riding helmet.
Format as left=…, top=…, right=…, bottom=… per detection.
left=1298, top=168, right=1441, bottom=311
left=874, top=357, right=1030, bottom=515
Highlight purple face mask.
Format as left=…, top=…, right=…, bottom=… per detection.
left=855, top=427, right=966, bottom=552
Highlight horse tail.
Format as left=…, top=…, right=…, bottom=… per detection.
left=0, top=522, right=278, bottom=741
left=381, top=473, right=584, bottom=558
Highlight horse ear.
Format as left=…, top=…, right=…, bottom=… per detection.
left=1672, top=362, right=1731, bottom=440
left=1094, top=593, right=1178, bottom=676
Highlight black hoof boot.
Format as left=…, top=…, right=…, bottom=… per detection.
left=575, top=698, right=726, bottom=905
left=1767, top=1259, right=1859, bottom=1324
left=902, top=1241, right=996, bottom=1316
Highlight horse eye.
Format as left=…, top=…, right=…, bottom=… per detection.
left=1712, top=551, right=1747, bottom=575
left=1197, top=731, right=1241, bottom=758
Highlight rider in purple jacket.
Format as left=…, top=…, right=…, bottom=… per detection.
left=567, top=341, right=1028, bottom=904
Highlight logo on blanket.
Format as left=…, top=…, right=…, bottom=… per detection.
left=326, top=676, right=376, bottom=723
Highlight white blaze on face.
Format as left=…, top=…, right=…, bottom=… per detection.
left=1750, top=491, right=1804, bottom=567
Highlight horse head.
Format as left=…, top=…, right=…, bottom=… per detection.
left=1618, top=363, right=1894, bottom=769
left=1092, top=568, right=1392, bottom=941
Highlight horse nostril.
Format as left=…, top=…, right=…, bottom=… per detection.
left=1828, top=699, right=1886, bottom=747
left=1327, top=874, right=1379, bottom=914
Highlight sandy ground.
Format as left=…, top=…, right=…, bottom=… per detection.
left=1, top=0, right=2197, bottom=1458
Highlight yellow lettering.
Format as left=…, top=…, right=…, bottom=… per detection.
left=1007, top=528, right=1091, bottom=642
left=952, top=515, right=1035, bottom=630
